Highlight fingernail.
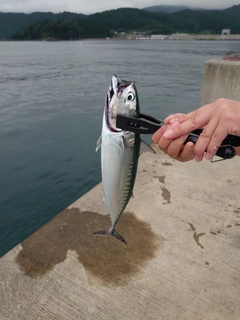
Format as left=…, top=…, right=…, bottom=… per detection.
left=205, top=152, right=212, bottom=160
left=186, top=142, right=194, bottom=151
left=170, top=121, right=180, bottom=128
left=169, top=118, right=179, bottom=124
left=195, top=155, right=201, bottom=162
left=152, top=134, right=158, bottom=143
left=167, top=121, right=179, bottom=129
left=163, top=129, right=173, bottom=139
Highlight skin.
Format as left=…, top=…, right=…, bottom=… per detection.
left=152, top=98, right=240, bottom=162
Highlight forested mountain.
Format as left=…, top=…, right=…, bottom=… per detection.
left=172, top=8, right=240, bottom=34
left=223, top=4, right=240, bottom=17
left=142, top=5, right=189, bottom=13
left=0, top=4, right=240, bottom=40
left=0, top=11, right=85, bottom=39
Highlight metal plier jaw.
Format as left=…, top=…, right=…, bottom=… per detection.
left=116, top=113, right=239, bottom=162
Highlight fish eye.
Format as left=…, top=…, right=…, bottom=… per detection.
left=127, top=92, right=135, bottom=102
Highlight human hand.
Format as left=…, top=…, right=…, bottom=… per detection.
left=152, top=119, right=195, bottom=162
left=153, top=98, right=240, bottom=162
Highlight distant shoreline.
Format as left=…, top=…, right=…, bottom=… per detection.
left=117, top=34, right=240, bottom=41
left=3, top=34, right=240, bottom=42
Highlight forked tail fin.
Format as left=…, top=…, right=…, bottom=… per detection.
left=93, top=228, right=127, bottom=245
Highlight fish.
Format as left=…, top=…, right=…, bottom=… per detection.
left=94, top=75, right=155, bottom=245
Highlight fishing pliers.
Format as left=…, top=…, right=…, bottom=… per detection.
left=116, top=113, right=240, bottom=162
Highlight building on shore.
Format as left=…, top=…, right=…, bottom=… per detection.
left=221, top=29, right=231, bottom=39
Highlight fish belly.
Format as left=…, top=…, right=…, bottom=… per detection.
left=101, top=132, right=134, bottom=227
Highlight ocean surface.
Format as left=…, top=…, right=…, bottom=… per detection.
left=1, top=40, right=240, bottom=257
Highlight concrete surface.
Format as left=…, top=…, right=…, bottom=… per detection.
left=1, top=145, right=240, bottom=319
left=200, top=54, right=240, bottom=106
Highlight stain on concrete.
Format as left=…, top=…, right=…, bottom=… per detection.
left=188, top=223, right=205, bottom=249
left=162, top=162, right=173, bottom=166
left=234, top=208, right=240, bottom=215
left=226, top=225, right=233, bottom=228
left=205, top=261, right=210, bottom=265
left=161, top=187, right=171, bottom=204
left=210, top=232, right=217, bottom=235
left=15, top=209, right=163, bottom=286
left=154, top=176, right=165, bottom=183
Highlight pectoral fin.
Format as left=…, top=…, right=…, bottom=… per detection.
left=110, top=134, right=125, bottom=153
left=96, top=136, right=102, bottom=152
left=140, top=140, right=156, bottom=155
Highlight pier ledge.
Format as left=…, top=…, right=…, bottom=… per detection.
left=1, top=53, right=240, bottom=319
left=1, top=146, right=240, bottom=319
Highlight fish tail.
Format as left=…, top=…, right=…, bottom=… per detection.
left=93, top=228, right=127, bottom=245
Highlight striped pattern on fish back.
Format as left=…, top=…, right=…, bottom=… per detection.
left=119, top=160, right=134, bottom=215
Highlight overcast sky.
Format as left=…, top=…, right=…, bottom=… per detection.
left=0, top=0, right=239, bottom=15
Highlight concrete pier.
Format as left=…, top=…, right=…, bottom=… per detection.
left=200, top=53, right=240, bottom=106
left=1, top=146, right=240, bottom=319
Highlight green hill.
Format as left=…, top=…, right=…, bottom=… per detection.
left=0, top=11, right=85, bottom=39
left=173, top=9, right=240, bottom=34
left=1, top=4, right=240, bottom=40
left=224, top=4, right=240, bottom=18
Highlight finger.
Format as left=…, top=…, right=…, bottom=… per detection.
left=164, top=113, right=186, bottom=124
left=166, top=135, right=190, bottom=160
left=153, top=121, right=180, bottom=151
left=194, top=153, right=204, bottom=162
left=152, top=119, right=180, bottom=143
left=160, top=121, right=181, bottom=148
left=205, top=118, right=230, bottom=160
left=152, top=124, right=168, bottom=144
left=193, top=112, right=221, bottom=160
left=180, top=102, right=215, bottom=122
left=163, top=106, right=216, bottom=140
left=178, top=142, right=195, bottom=162
left=165, top=102, right=215, bottom=125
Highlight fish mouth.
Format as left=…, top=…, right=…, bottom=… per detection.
left=105, top=93, right=120, bottom=132
left=105, top=75, right=133, bottom=132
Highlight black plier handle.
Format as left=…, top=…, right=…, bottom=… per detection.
left=116, top=113, right=240, bottom=161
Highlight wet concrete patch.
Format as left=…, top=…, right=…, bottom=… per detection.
left=162, top=162, right=173, bottom=166
left=161, top=187, right=171, bottom=204
left=188, top=223, right=205, bottom=249
left=154, top=176, right=165, bottom=184
left=15, top=209, right=163, bottom=285
left=233, top=208, right=240, bottom=215
left=210, top=231, right=217, bottom=235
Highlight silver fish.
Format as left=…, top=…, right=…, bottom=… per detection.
left=94, top=75, right=154, bottom=245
